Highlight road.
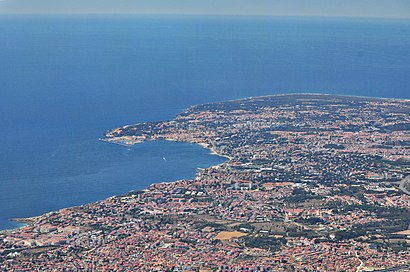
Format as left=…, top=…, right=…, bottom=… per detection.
left=398, top=175, right=410, bottom=195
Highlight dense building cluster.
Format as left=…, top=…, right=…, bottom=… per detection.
left=1, top=94, right=409, bottom=271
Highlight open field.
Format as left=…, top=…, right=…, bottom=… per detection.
left=214, top=231, right=247, bottom=241
left=395, top=230, right=410, bottom=235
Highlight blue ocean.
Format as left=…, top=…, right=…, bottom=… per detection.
left=0, top=15, right=409, bottom=230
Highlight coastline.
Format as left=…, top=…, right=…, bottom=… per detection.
left=187, top=141, right=233, bottom=160
left=10, top=217, right=36, bottom=224
left=195, top=93, right=410, bottom=109
left=1, top=217, right=39, bottom=234
left=249, top=92, right=410, bottom=102
left=2, top=93, right=406, bottom=233
left=102, top=136, right=233, bottom=161
left=98, top=137, right=142, bottom=147
left=2, top=93, right=409, bottom=269
left=2, top=138, right=228, bottom=233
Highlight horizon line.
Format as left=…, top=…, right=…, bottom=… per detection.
left=0, top=12, right=409, bottom=20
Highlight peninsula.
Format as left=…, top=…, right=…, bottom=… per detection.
left=1, top=94, right=409, bottom=271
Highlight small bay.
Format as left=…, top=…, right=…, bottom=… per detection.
left=0, top=140, right=226, bottom=230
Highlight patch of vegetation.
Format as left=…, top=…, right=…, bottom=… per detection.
left=324, top=143, right=345, bottom=149
left=295, top=217, right=325, bottom=225
left=195, top=222, right=227, bottom=231
left=243, top=235, right=285, bottom=252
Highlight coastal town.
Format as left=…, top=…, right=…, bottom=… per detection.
left=1, top=94, right=409, bottom=271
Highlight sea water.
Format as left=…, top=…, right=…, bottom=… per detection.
left=1, top=15, right=409, bottom=230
